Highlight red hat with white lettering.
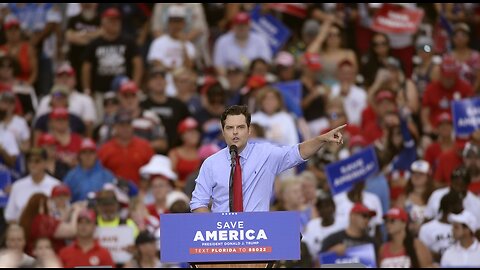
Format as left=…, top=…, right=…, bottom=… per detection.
left=177, top=117, right=199, bottom=134
left=80, top=138, right=97, bottom=152
left=351, top=203, right=376, bottom=217
left=232, top=12, right=250, bottom=25
left=384, top=207, right=408, bottom=222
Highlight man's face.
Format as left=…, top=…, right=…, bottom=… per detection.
left=233, top=23, right=250, bottom=39
left=55, top=74, right=75, bottom=89
left=452, top=222, right=467, bottom=241
left=27, top=155, right=46, bottom=175
left=350, top=212, right=371, bottom=232
left=222, top=114, right=250, bottom=152
left=79, top=150, right=97, bottom=169
left=151, top=177, right=172, bottom=202
left=77, top=218, right=96, bottom=238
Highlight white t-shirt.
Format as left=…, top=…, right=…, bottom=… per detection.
left=0, top=116, right=30, bottom=145
left=418, top=219, right=454, bottom=256
left=302, top=217, right=347, bottom=258
left=36, top=91, right=97, bottom=122
left=147, top=34, right=196, bottom=69
left=4, top=174, right=60, bottom=222
left=441, top=239, right=480, bottom=267
left=0, top=129, right=20, bottom=157
left=329, top=84, right=368, bottom=126
left=425, top=187, right=480, bottom=225
left=213, top=31, right=272, bottom=70
left=334, top=191, right=384, bottom=238
left=251, top=111, right=299, bottom=146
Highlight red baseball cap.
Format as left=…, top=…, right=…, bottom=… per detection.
left=119, top=81, right=139, bottom=94
left=302, top=53, right=322, bottom=71
left=384, top=207, right=408, bottom=222
left=435, top=112, right=453, bottom=126
left=3, top=15, right=20, bottom=30
left=375, top=90, right=396, bottom=102
left=77, top=209, right=96, bottom=223
left=440, top=55, right=461, bottom=78
left=50, top=107, right=69, bottom=119
left=101, top=7, right=121, bottom=19
left=37, top=133, right=57, bottom=147
left=247, top=75, right=267, bottom=90
left=232, top=12, right=250, bottom=25
left=56, top=63, right=75, bottom=76
left=351, top=203, right=376, bottom=217
left=349, top=135, right=367, bottom=149
left=51, top=184, right=72, bottom=198
left=80, top=138, right=97, bottom=152
left=177, top=117, right=198, bottom=134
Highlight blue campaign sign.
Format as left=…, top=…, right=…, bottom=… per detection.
left=250, top=5, right=291, bottom=55
left=160, top=211, right=300, bottom=263
left=0, top=170, right=12, bottom=207
left=272, top=80, right=303, bottom=117
left=452, top=97, right=480, bottom=137
left=325, top=146, right=379, bottom=195
left=319, top=244, right=377, bottom=268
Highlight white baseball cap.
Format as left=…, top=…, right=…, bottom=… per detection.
left=140, top=155, right=177, bottom=181
left=168, top=5, right=186, bottom=19
left=448, top=210, right=478, bottom=233
left=410, top=160, right=430, bottom=174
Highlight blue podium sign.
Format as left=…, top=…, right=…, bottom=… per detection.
left=452, top=97, right=480, bottom=137
left=325, top=146, right=379, bottom=195
left=319, top=244, right=377, bottom=268
left=160, top=211, right=300, bottom=263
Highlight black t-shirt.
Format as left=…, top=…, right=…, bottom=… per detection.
left=320, top=230, right=376, bottom=253
left=140, top=97, right=190, bottom=151
left=83, top=35, right=140, bottom=93
left=66, top=14, right=100, bottom=69
left=33, top=113, right=86, bottom=135
left=302, top=83, right=326, bottom=121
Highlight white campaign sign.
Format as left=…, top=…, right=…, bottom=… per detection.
left=95, top=225, right=134, bottom=263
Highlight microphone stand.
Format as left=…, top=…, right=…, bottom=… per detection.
left=229, top=155, right=236, bottom=212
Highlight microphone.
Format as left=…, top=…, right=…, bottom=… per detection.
left=229, top=145, right=238, bottom=165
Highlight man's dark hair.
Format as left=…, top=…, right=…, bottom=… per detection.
left=439, top=190, right=463, bottom=215
left=220, top=105, right=251, bottom=129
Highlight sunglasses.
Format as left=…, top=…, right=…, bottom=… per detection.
left=385, top=219, right=398, bottom=224
left=359, top=213, right=371, bottom=219
left=28, top=158, right=43, bottom=164
left=328, top=112, right=345, bottom=120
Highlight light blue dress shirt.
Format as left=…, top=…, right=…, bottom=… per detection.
left=190, top=141, right=306, bottom=212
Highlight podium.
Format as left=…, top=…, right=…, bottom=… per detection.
left=160, top=212, right=301, bottom=268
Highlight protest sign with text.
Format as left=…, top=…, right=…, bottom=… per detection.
left=325, top=146, right=379, bottom=195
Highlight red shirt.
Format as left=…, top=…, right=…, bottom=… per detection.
left=422, top=78, right=474, bottom=127
left=28, top=214, right=64, bottom=255
left=59, top=240, right=115, bottom=268
left=55, top=132, right=83, bottom=160
left=98, top=137, right=154, bottom=185
left=146, top=204, right=168, bottom=220
left=433, top=147, right=463, bottom=186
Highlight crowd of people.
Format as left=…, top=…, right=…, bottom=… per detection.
left=0, top=3, right=480, bottom=268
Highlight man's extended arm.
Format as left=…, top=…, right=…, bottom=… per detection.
left=298, top=124, right=346, bottom=160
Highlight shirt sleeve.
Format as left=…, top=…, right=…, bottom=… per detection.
left=4, top=184, right=18, bottom=222
left=270, top=144, right=307, bottom=175
left=190, top=159, right=213, bottom=211
left=1, top=130, right=20, bottom=156
left=213, top=36, right=226, bottom=69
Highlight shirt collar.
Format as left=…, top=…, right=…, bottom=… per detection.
left=225, top=141, right=253, bottom=161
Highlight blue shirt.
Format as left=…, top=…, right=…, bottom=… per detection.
left=64, top=160, right=115, bottom=202
left=190, top=141, right=306, bottom=212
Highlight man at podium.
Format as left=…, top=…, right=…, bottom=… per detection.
left=190, top=105, right=346, bottom=213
